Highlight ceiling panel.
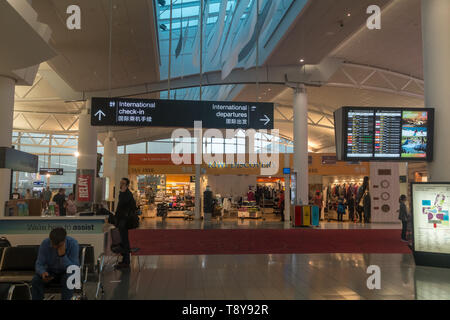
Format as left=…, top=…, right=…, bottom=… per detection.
left=265, top=0, right=392, bottom=66
left=331, top=0, right=423, bottom=79
left=30, top=0, right=160, bottom=92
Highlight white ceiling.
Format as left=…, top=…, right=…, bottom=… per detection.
left=331, top=0, right=423, bottom=79
left=30, top=0, right=160, bottom=92
left=13, top=0, right=427, bottom=151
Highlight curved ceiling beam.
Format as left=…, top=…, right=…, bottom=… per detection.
left=326, top=62, right=424, bottom=100
left=86, top=58, right=344, bottom=98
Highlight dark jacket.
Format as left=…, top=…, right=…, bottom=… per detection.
left=203, top=190, right=214, bottom=213
left=53, top=193, right=66, bottom=216
left=110, top=189, right=136, bottom=227
left=363, top=192, right=371, bottom=217
left=347, top=198, right=355, bottom=210
left=398, top=202, right=408, bottom=222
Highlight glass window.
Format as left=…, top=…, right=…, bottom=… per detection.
left=50, top=155, right=78, bottom=172
left=50, top=147, right=77, bottom=154
left=126, top=143, right=146, bottom=154
left=148, top=141, right=173, bottom=154
left=20, top=145, right=49, bottom=154
left=49, top=173, right=76, bottom=187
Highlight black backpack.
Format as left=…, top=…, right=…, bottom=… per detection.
left=126, top=198, right=140, bottom=229
left=0, top=237, right=11, bottom=248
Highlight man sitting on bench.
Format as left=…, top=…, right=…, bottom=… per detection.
left=32, top=228, right=79, bottom=300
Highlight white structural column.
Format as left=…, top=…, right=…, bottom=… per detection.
left=422, top=0, right=450, bottom=182
left=293, top=85, right=309, bottom=205
left=284, top=153, right=291, bottom=221
left=0, top=77, right=15, bottom=216
left=77, top=104, right=98, bottom=172
left=77, top=102, right=98, bottom=206
left=103, top=131, right=118, bottom=202
left=195, top=164, right=201, bottom=220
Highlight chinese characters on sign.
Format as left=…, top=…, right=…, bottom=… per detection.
left=91, top=98, right=274, bottom=130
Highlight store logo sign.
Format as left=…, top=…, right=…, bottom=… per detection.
left=208, top=162, right=273, bottom=169
left=66, top=5, right=81, bottom=30
left=171, top=121, right=280, bottom=176
left=366, top=265, right=381, bottom=289
left=367, top=5, right=381, bottom=30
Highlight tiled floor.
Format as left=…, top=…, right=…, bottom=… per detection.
left=89, top=253, right=450, bottom=300
left=86, top=219, right=450, bottom=300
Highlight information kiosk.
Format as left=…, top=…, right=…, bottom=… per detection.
left=412, top=182, right=450, bottom=268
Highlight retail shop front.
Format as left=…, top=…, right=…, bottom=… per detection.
left=308, top=154, right=370, bottom=222
left=127, top=153, right=286, bottom=221
left=124, top=153, right=380, bottom=223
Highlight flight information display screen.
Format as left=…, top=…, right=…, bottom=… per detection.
left=335, top=107, right=434, bottom=162
left=374, top=110, right=402, bottom=158
left=347, top=110, right=374, bottom=158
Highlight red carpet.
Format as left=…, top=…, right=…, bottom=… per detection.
left=129, top=229, right=411, bottom=255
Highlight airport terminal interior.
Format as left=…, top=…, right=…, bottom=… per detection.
left=1, top=0, right=450, bottom=301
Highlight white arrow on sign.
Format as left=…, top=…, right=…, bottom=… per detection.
left=259, top=114, right=271, bottom=126
left=95, top=110, right=106, bottom=121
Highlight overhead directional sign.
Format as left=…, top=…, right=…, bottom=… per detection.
left=39, top=168, right=64, bottom=176
left=91, top=97, right=274, bottom=130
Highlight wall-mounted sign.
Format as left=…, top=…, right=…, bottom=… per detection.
left=378, top=169, right=392, bottom=176
left=39, top=168, right=64, bottom=176
left=76, top=169, right=94, bottom=202
left=0, top=147, right=38, bottom=173
left=321, top=156, right=337, bottom=165
left=91, top=97, right=274, bottom=130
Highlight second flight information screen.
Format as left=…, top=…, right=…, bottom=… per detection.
left=374, top=110, right=402, bottom=158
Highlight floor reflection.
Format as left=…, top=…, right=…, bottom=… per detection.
left=83, top=253, right=450, bottom=300
left=414, top=266, right=450, bottom=300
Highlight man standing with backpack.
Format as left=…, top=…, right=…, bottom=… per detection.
left=109, top=177, right=137, bottom=269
